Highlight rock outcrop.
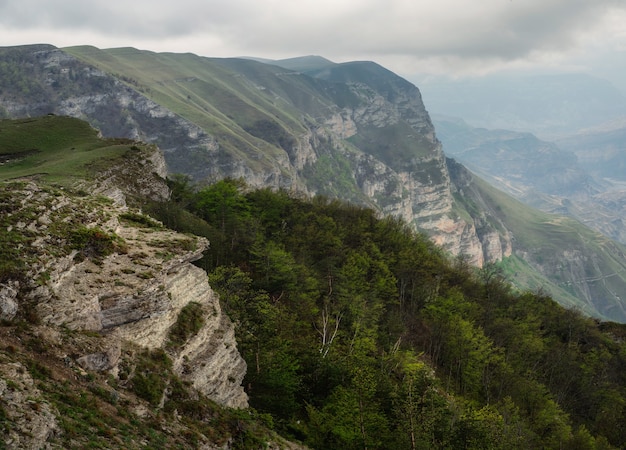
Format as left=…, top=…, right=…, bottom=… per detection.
left=309, top=72, right=490, bottom=264
left=447, top=158, right=513, bottom=264
left=1, top=148, right=248, bottom=409
left=0, top=362, right=60, bottom=449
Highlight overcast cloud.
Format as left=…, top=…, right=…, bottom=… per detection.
left=1, top=0, right=626, bottom=82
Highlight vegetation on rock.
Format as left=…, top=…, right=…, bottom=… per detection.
left=0, top=117, right=287, bottom=448
left=167, top=302, right=205, bottom=349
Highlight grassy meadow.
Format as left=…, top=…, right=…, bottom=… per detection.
left=0, top=115, right=138, bottom=184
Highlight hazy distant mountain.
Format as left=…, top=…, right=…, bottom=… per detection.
left=557, top=124, right=626, bottom=181
left=435, top=115, right=626, bottom=247
left=423, top=72, right=626, bottom=247
left=433, top=115, right=594, bottom=198
left=419, top=73, right=626, bottom=139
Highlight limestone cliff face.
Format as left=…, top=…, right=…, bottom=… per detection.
left=447, top=158, right=513, bottom=264
left=1, top=151, right=248, bottom=409
left=313, top=75, right=488, bottom=264
left=0, top=45, right=504, bottom=266
left=43, top=224, right=248, bottom=409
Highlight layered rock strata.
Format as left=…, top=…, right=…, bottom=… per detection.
left=2, top=167, right=248, bottom=410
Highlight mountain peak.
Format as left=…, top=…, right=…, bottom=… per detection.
left=272, top=55, right=336, bottom=71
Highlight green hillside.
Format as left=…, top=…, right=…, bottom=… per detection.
left=63, top=46, right=332, bottom=172
left=2, top=116, right=626, bottom=448
left=457, top=170, right=626, bottom=321
left=146, top=176, right=626, bottom=449
left=0, top=115, right=139, bottom=184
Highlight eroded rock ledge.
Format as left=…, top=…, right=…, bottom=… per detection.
left=3, top=176, right=248, bottom=409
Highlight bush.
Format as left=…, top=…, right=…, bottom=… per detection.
left=131, top=349, right=172, bottom=406
left=167, top=302, right=205, bottom=349
left=119, top=212, right=161, bottom=229
left=69, top=226, right=125, bottom=260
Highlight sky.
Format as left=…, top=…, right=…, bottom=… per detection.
left=2, top=0, right=626, bottom=86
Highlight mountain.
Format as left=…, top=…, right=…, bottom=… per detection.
left=417, top=73, right=626, bottom=140
left=2, top=116, right=626, bottom=448
left=557, top=125, right=626, bottom=242
left=0, top=44, right=497, bottom=267
left=449, top=160, right=626, bottom=321
left=418, top=72, right=626, bottom=251
left=434, top=116, right=626, bottom=246
left=557, top=124, right=626, bottom=182
left=4, top=45, right=626, bottom=322
left=433, top=115, right=594, bottom=198
left=272, top=55, right=336, bottom=72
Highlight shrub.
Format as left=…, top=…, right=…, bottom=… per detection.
left=167, top=302, right=205, bottom=349
left=69, top=226, right=125, bottom=261
left=119, top=212, right=161, bottom=229
left=131, top=349, right=172, bottom=406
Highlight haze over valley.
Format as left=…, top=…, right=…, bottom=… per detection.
left=422, top=73, right=626, bottom=246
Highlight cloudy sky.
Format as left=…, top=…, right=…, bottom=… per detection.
left=2, top=0, right=626, bottom=84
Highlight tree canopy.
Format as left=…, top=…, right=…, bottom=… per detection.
left=146, top=178, right=626, bottom=449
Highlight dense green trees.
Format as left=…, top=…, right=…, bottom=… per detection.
left=147, top=178, right=626, bottom=449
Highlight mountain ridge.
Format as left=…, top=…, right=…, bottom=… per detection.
left=3, top=44, right=626, bottom=321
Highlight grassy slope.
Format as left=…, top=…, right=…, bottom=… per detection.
left=63, top=46, right=339, bottom=174
left=0, top=115, right=136, bottom=184
left=471, top=174, right=626, bottom=321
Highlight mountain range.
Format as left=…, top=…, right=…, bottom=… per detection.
left=3, top=44, right=626, bottom=449
left=2, top=44, right=626, bottom=322
left=422, top=73, right=626, bottom=248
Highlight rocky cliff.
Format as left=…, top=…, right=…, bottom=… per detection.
left=8, top=44, right=624, bottom=321
left=2, top=168, right=247, bottom=405
left=0, top=44, right=508, bottom=267
left=446, top=158, right=513, bottom=263
left=306, top=67, right=506, bottom=265
left=0, top=135, right=269, bottom=447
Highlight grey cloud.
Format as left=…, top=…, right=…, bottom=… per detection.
left=0, top=0, right=241, bottom=37
left=1, top=0, right=625, bottom=77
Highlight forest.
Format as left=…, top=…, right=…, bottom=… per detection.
left=145, top=177, right=626, bottom=449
